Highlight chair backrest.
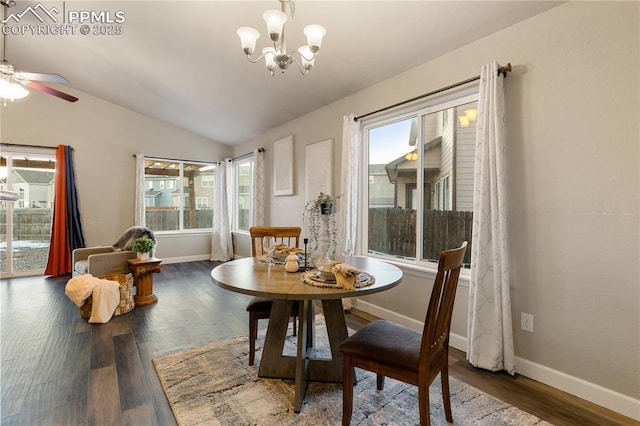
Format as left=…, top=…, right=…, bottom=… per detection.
left=249, top=226, right=302, bottom=257
left=421, top=241, right=468, bottom=360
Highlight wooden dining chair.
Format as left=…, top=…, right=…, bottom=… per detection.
left=339, top=241, right=468, bottom=426
left=246, top=226, right=302, bottom=366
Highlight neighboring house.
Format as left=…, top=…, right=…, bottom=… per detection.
left=368, top=164, right=394, bottom=208
left=379, top=106, right=476, bottom=212
left=0, top=169, right=54, bottom=209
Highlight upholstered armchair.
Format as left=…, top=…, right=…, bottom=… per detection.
left=72, top=246, right=136, bottom=277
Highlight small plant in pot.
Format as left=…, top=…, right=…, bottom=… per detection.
left=131, top=235, right=155, bottom=261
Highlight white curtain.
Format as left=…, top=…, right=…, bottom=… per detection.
left=467, top=62, right=515, bottom=375
left=211, top=160, right=233, bottom=261
left=338, top=114, right=362, bottom=256
left=134, top=153, right=145, bottom=226
left=252, top=148, right=265, bottom=226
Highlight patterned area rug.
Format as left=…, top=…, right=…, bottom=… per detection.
left=153, top=320, right=552, bottom=426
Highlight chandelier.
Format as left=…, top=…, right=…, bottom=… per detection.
left=237, top=0, right=326, bottom=76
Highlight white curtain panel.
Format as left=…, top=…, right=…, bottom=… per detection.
left=252, top=148, right=265, bottom=226
left=467, top=62, right=515, bottom=375
left=134, top=153, right=145, bottom=226
left=210, top=160, right=233, bottom=261
left=338, top=114, right=362, bottom=256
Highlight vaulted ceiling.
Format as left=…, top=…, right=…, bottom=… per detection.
left=3, top=1, right=564, bottom=146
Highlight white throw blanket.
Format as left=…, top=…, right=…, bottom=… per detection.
left=65, top=274, right=121, bottom=323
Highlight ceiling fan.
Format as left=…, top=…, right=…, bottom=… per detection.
left=0, top=0, right=78, bottom=102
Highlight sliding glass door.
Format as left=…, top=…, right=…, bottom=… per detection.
left=0, top=152, right=55, bottom=277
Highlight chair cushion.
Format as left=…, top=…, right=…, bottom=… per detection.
left=246, top=297, right=299, bottom=314
left=246, top=297, right=273, bottom=312
left=339, top=320, right=422, bottom=371
left=74, top=260, right=89, bottom=275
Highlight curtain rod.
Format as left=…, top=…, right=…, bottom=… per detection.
left=1, top=142, right=70, bottom=151
left=354, top=63, right=512, bottom=122
left=228, top=147, right=264, bottom=162
left=132, top=154, right=224, bottom=164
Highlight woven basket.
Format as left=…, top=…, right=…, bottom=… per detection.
left=80, top=273, right=135, bottom=319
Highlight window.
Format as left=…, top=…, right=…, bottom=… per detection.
left=196, top=197, right=208, bottom=209
left=233, top=157, right=253, bottom=232
left=201, top=174, right=214, bottom=187
left=364, top=94, right=477, bottom=267
left=142, top=158, right=216, bottom=232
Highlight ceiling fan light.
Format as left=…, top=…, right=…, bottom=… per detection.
left=237, top=27, right=261, bottom=55
left=0, top=78, right=29, bottom=100
left=458, top=115, right=469, bottom=128
left=262, top=9, right=287, bottom=42
left=303, top=24, right=326, bottom=52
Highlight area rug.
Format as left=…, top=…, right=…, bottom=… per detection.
left=153, top=320, right=552, bottom=426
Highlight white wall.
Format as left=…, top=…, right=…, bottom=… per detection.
left=1, top=88, right=231, bottom=259
left=232, top=1, right=639, bottom=419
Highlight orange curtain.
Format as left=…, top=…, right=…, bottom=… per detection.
left=45, top=145, right=85, bottom=276
left=45, top=145, right=71, bottom=276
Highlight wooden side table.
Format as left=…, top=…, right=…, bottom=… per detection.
left=127, top=258, right=162, bottom=306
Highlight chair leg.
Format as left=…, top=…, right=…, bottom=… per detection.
left=441, top=366, right=453, bottom=423
left=376, top=374, right=385, bottom=390
left=342, top=356, right=354, bottom=425
left=248, top=312, right=258, bottom=366
left=418, top=381, right=431, bottom=426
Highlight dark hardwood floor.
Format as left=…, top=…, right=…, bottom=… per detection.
left=1, top=261, right=637, bottom=425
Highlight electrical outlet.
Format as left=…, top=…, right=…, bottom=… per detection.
left=521, top=312, right=534, bottom=333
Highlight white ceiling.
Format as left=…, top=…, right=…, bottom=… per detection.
left=4, top=1, right=563, bottom=146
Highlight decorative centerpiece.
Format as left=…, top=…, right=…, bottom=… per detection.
left=303, top=192, right=341, bottom=279
left=131, top=235, right=155, bottom=261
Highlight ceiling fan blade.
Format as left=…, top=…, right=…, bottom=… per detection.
left=23, top=81, right=78, bottom=103
left=15, top=72, right=69, bottom=84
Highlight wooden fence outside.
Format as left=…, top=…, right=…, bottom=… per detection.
left=368, top=208, right=472, bottom=265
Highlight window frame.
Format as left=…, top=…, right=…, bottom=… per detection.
left=232, top=155, right=254, bottom=233
left=141, top=156, right=217, bottom=234
left=358, top=90, right=478, bottom=276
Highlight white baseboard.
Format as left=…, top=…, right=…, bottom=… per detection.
left=160, top=254, right=212, bottom=264
left=353, top=299, right=640, bottom=421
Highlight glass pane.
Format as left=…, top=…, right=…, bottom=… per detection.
left=182, top=163, right=214, bottom=230
left=0, top=154, right=54, bottom=275
left=421, top=101, right=476, bottom=266
left=367, top=117, right=418, bottom=259
left=0, top=157, right=6, bottom=274
left=236, top=159, right=252, bottom=231
left=144, top=160, right=180, bottom=231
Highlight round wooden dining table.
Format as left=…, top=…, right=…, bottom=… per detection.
left=211, top=255, right=403, bottom=413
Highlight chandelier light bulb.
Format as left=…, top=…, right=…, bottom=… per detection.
left=262, top=47, right=277, bottom=72
left=0, top=78, right=29, bottom=100
left=458, top=115, right=470, bottom=128
left=262, top=9, right=288, bottom=42
left=298, top=46, right=315, bottom=70
left=303, top=24, right=326, bottom=52
left=237, top=27, right=261, bottom=55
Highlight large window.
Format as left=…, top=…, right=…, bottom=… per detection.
left=233, top=157, right=253, bottom=232
left=1, top=152, right=55, bottom=276
left=364, top=94, right=477, bottom=267
left=143, top=158, right=216, bottom=232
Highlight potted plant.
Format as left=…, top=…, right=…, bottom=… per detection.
left=131, top=235, right=155, bottom=261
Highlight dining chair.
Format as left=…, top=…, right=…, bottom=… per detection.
left=246, top=226, right=302, bottom=366
left=339, top=241, right=468, bottom=426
